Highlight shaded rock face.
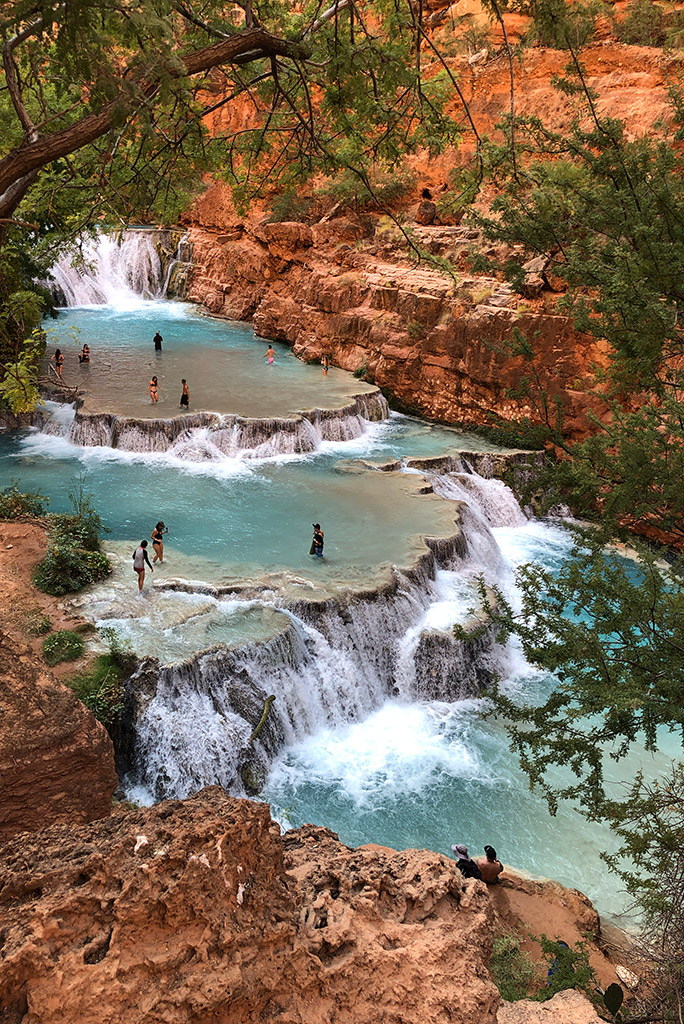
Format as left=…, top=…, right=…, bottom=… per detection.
left=0, top=630, right=118, bottom=843
left=0, top=788, right=500, bottom=1024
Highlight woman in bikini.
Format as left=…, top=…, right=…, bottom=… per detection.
left=151, top=521, right=167, bottom=563
left=147, top=375, right=161, bottom=403
left=51, top=348, right=64, bottom=379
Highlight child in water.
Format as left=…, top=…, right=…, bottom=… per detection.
left=263, top=345, right=279, bottom=365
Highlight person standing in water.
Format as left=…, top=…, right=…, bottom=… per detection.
left=322, top=353, right=330, bottom=375
left=179, top=379, right=190, bottom=408
left=147, top=375, right=161, bottom=403
left=153, top=331, right=163, bottom=352
left=151, top=521, right=168, bottom=563
left=133, top=540, right=153, bottom=592
left=263, top=344, right=279, bottom=365
left=310, top=523, right=324, bottom=558
left=51, top=348, right=64, bottom=379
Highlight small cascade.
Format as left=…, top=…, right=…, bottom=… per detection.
left=162, top=232, right=193, bottom=300
left=47, top=231, right=167, bottom=307
left=38, top=392, right=389, bottom=461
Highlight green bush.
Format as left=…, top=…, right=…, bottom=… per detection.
left=489, top=934, right=538, bottom=1001
left=0, top=482, right=48, bottom=519
left=67, top=628, right=135, bottom=727
left=536, top=936, right=596, bottom=1001
left=33, top=481, right=111, bottom=596
left=42, top=630, right=85, bottom=666
left=33, top=546, right=111, bottom=596
left=617, top=0, right=665, bottom=44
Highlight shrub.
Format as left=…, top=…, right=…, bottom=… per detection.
left=67, top=628, right=135, bottom=727
left=489, top=934, right=538, bottom=1000
left=617, top=0, right=665, bottom=45
left=33, top=481, right=111, bottom=596
left=42, top=630, right=85, bottom=666
left=407, top=320, right=426, bottom=340
left=0, top=482, right=48, bottom=519
left=33, top=546, right=111, bottom=596
left=268, top=187, right=313, bottom=223
left=25, top=610, right=52, bottom=637
left=536, top=936, right=596, bottom=1001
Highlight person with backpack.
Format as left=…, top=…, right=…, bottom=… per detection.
left=451, top=843, right=483, bottom=880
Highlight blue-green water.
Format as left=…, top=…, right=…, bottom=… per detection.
left=4, top=296, right=674, bottom=923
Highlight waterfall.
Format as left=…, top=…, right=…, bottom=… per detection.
left=119, top=489, right=523, bottom=803
left=37, top=392, right=390, bottom=460
left=46, top=229, right=190, bottom=308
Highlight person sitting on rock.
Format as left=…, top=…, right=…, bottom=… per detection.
left=475, top=845, right=504, bottom=884
left=451, top=844, right=482, bottom=880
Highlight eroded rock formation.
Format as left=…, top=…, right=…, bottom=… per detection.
left=0, top=523, right=118, bottom=842
left=0, top=787, right=500, bottom=1024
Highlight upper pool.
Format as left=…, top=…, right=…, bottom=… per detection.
left=45, top=303, right=381, bottom=420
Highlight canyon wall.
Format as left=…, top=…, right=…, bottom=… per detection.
left=184, top=41, right=682, bottom=438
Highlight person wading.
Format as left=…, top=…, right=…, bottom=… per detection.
left=153, top=331, right=163, bottom=352
left=132, top=540, right=153, bottom=592
left=180, top=379, right=190, bottom=408
left=310, top=523, right=324, bottom=558
left=147, top=375, right=161, bottom=403
left=151, top=521, right=167, bottom=563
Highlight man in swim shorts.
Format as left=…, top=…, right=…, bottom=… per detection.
left=263, top=344, right=278, bottom=364
left=153, top=331, right=163, bottom=351
left=180, top=379, right=189, bottom=407
left=133, top=540, right=153, bottom=592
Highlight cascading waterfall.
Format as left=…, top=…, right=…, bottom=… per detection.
left=122, top=470, right=524, bottom=804
left=37, top=392, right=389, bottom=460
left=46, top=228, right=191, bottom=308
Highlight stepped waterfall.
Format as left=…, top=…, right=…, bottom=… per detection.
left=121, top=461, right=521, bottom=804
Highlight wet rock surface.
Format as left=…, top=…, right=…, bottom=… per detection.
left=0, top=788, right=500, bottom=1024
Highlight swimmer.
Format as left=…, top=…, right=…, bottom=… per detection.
left=263, top=344, right=279, bottom=365
left=151, top=521, right=168, bottom=563
left=78, top=344, right=90, bottom=363
left=51, top=348, right=64, bottom=379
left=147, top=375, right=161, bottom=403
left=179, top=379, right=190, bottom=408
left=322, top=353, right=330, bottom=376
left=153, top=331, right=163, bottom=352
left=132, top=540, right=153, bottom=592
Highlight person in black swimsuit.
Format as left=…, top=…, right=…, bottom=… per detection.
left=153, top=331, right=163, bottom=352
left=151, top=521, right=167, bottom=563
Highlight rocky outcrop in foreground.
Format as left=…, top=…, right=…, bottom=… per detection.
left=0, top=788, right=499, bottom=1024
